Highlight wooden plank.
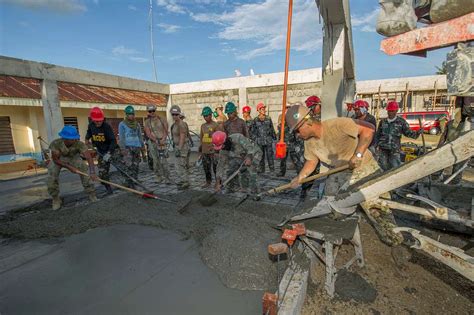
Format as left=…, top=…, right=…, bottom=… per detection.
left=380, top=12, right=474, bottom=56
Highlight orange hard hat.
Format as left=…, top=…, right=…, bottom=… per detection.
left=242, top=105, right=251, bottom=113
left=305, top=96, right=321, bottom=108
left=353, top=99, right=369, bottom=109
left=90, top=107, right=105, bottom=122
left=212, top=131, right=227, bottom=151
left=386, top=101, right=399, bottom=111
left=256, top=102, right=266, bottom=111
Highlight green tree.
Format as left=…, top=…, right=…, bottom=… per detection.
left=435, top=61, right=447, bottom=75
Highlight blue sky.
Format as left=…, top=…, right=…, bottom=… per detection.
left=0, top=0, right=449, bottom=84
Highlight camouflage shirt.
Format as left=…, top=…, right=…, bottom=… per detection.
left=216, top=133, right=262, bottom=179
left=224, top=117, right=249, bottom=137
left=250, top=116, right=276, bottom=145
left=49, top=138, right=88, bottom=158
left=375, top=116, right=419, bottom=151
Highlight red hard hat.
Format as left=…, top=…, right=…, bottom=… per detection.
left=212, top=131, right=227, bottom=151
left=305, top=96, right=321, bottom=108
left=353, top=99, right=369, bottom=109
left=386, top=101, right=399, bottom=111
left=256, top=102, right=266, bottom=111
left=242, top=105, right=251, bottom=113
left=90, top=107, right=104, bottom=122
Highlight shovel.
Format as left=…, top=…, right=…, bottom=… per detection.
left=96, top=151, right=154, bottom=194
left=237, top=164, right=350, bottom=208
left=177, top=162, right=244, bottom=214
left=75, top=169, right=175, bottom=204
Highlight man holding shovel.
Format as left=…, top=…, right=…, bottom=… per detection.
left=118, top=106, right=145, bottom=189
left=85, top=107, right=128, bottom=194
left=212, top=131, right=262, bottom=197
left=286, top=104, right=403, bottom=246
left=48, top=126, right=98, bottom=210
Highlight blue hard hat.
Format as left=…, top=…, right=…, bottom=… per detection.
left=59, top=125, right=80, bottom=140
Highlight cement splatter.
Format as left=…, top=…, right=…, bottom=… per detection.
left=0, top=190, right=291, bottom=291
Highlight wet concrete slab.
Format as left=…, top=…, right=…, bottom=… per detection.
left=0, top=225, right=262, bottom=315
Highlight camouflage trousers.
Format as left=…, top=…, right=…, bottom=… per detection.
left=174, top=147, right=190, bottom=188
left=324, top=158, right=403, bottom=246
left=378, top=149, right=401, bottom=171
left=97, top=149, right=129, bottom=186
left=258, top=144, right=275, bottom=172
left=47, top=156, right=95, bottom=198
left=148, top=140, right=170, bottom=182
left=123, top=147, right=142, bottom=186
left=228, top=157, right=259, bottom=193
left=202, top=153, right=217, bottom=183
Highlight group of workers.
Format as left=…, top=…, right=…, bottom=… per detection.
left=48, top=93, right=467, bottom=219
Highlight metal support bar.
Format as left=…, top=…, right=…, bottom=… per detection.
left=393, top=227, right=474, bottom=281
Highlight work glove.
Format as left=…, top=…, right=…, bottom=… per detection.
left=175, top=149, right=181, bottom=158
left=103, top=152, right=111, bottom=162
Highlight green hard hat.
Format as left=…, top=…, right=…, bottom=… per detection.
left=224, top=102, right=237, bottom=114
left=213, top=110, right=218, bottom=118
left=202, top=106, right=213, bottom=116
left=124, top=105, right=135, bottom=115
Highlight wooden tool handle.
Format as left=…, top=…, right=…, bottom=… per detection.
left=418, top=117, right=426, bottom=154
left=267, top=164, right=350, bottom=195
left=75, top=170, right=146, bottom=197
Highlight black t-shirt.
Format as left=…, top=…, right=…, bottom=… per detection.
left=85, top=122, right=117, bottom=154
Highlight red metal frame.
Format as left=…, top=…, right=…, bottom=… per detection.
left=380, top=12, right=474, bottom=56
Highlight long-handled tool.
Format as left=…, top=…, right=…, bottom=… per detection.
left=96, top=150, right=154, bottom=194
left=418, top=117, right=426, bottom=155
left=236, top=165, right=349, bottom=208
left=177, top=163, right=244, bottom=214
left=74, top=169, right=175, bottom=203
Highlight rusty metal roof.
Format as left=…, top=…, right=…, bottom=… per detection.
left=0, top=75, right=167, bottom=106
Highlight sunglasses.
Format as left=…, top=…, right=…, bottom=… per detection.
left=172, top=113, right=180, bottom=116
left=148, top=110, right=156, bottom=113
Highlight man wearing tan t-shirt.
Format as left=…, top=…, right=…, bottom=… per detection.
left=285, top=104, right=403, bottom=246
left=199, top=106, right=219, bottom=187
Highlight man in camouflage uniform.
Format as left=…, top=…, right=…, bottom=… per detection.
left=433, top=97, right=473, bottom=184
left=48, top=126, right=98, bottom=210
left=118, top=106, right=145, bottom=188
left=85, top=107, right=128, bottom=194
left=242, top=105, right=253, bottom=133
left=212, top=131, right=262, bottom=196
left=250, top=102, right=276, bottom=174
left=223, top=102, right=249, bottom=137
left=374, top=101, right=422, bottom=171
left=144, top=104, right=171, bottom=183
left=170, top=105, right=190, bottom=190
left=286, top=105, right=403, bottom=246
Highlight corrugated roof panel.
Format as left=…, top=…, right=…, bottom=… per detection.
left=0, top=75, right=168, bottom=106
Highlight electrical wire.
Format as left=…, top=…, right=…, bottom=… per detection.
left=149, top=0, right=158, bottom=82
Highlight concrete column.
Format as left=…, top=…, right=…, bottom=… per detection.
left=27, top=107, right=41, bottom=153
left=321, top=24, right=347, bottom=120
left=166, top=95, right=173, bottom=127
left=41, top=79, right=63, bottom=141
left=238, top=87, right=247, bottom=108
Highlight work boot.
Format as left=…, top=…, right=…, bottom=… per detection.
left=52, top=197, right=62, bottom=211
left=89, top=192, right=98, bottom=203
left=104, top=184, right=113, bottom=195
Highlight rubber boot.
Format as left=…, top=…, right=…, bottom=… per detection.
left=89, top=192, right=98, bottom=202
left=104, top=184, right=113, bottom=195
left=52, top=196, right=62, bottom=211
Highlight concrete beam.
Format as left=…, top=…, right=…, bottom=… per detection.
left=41, top=80, right=63, bottom=142
left=318, top=0, right=356, bottom=119
left=0, top=56, right=169, bottom=94
left=0, top=98, right=152, bottom=111
left=170, top=68, right=322, bottom=94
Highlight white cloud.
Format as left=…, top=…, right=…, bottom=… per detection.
left=129, top=57, right=149, bottom=63
left=1, top=0, right=87, bottom=13
left=112, top=45, right=139, bottom=56
left=351, top=8, right=379, bottom=33
left=92, top=0, right=98, bottom=5
left=19, top=21, right=30, bottom=27
left=156, top=0, right=186, bottom=14
left=157, top=23, right=181, bottom=33
left=86, top=47, right=103, bottom=54
left=191, top=0, right=321, bottom=60
left=128, top=4, right=137, bottom=11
